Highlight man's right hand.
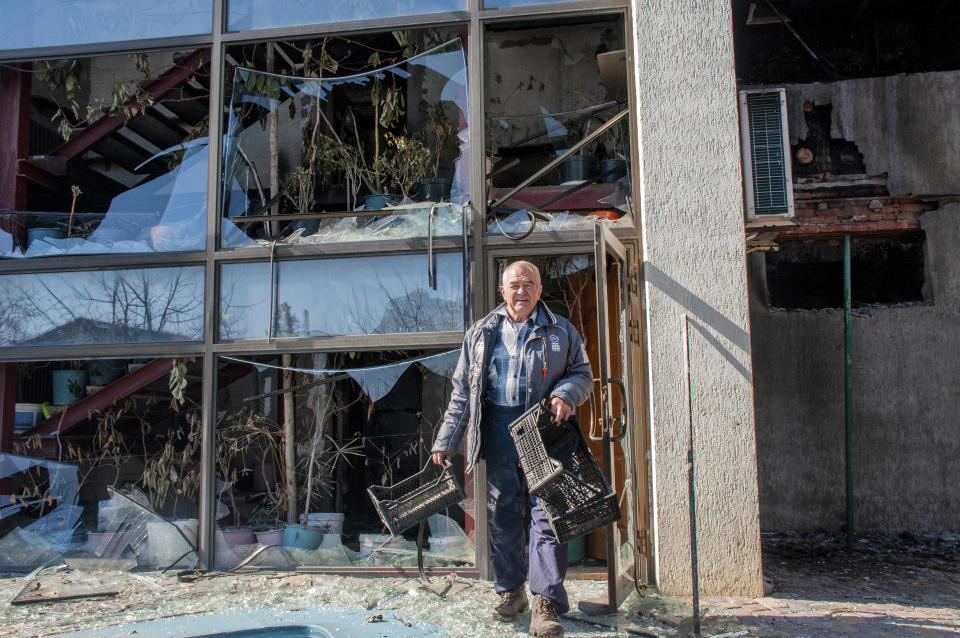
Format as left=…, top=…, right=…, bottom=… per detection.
left=432, top=451, right=451, bottom=466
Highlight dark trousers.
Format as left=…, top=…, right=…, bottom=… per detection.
left=483, top=402, right=569, bottom=614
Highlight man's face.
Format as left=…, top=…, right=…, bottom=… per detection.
left=500, top=266, right=542, bottom=322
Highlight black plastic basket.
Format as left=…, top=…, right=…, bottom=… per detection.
left=367, top=461, right=465, bottom=537
left=509, top=401, right=621, bottom=544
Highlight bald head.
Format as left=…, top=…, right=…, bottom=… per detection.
left=501, top=260, right=541, bottom=287
left=499, top=261, right=543, bottom=322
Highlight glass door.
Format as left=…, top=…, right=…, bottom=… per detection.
left=578, top=223, right=641, bottom=613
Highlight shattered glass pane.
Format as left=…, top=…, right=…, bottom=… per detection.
left=0, top=50, right=210, bottom=258
left=218, top=253, right=463, bottom=340
left=484, top=18, right=635, bottom=234
left=0, top=266, right=205, bottom=347
left=221, top=37, right=469, bottom=248
left=212, top=351, right=475, bottom=570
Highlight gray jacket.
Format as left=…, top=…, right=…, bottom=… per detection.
left=432, top=300, right=593, bottom=473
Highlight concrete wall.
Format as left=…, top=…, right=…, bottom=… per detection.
left=633, top=1, right=763, bottom=596
left=751, top=205, right=960, bottom=531
left=783, top=71, right=960, bottom=196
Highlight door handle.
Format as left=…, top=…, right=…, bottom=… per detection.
left=608, top=377, right=628, bottom=442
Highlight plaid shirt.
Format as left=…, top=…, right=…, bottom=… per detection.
left=484, top=308, right=538, bottom=407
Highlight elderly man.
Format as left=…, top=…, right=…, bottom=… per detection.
left=432, top=260, right=593, bottom=638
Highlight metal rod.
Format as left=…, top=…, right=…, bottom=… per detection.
left=488, top=109, right=628, bottom=211
left=844, top=234, right=854, bottom=552
left=682, top=314, right=701, bottom=637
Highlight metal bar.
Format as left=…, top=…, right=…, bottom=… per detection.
left=844, top=234, right=854, bottom=552
left=25, top=358, right=174, bottom=437
left=199, top=0, right=226, bottom=572
left=243, top=372, right=350, bottom=402
left=51, top=48, right=211, bottom=161
left=0, top=363, right=16, bottom=453
left=489, top=109, right=628, bottom=211
left=682, top=314, right=701, bottom=636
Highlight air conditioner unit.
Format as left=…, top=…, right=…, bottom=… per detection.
left=739, top=88, right=794, bottom=219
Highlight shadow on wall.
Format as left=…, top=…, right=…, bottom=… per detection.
left=644, top=263, right=751, bottom=381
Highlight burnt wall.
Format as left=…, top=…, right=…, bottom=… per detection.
left=749, top=206, right=960, bottom=531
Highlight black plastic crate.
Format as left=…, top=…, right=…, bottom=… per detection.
left=509, top=401, right=621, bottom=544
left=367, top=461, right=465, bottom=537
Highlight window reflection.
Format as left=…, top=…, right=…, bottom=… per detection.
left=219, top=253, right=463, bottom=340
left=228, top=0, right=465, bottom=32
left=213, top=351, right=474, bottom=569
left=484, top=19, right=634, bottom=235
left=0, top=1, right=211, bottom=50
left=0, top=50, right=210, bottom=258
left=0, top=267, right=204, bottom=347
left=221, top=35, right=469, bottom=248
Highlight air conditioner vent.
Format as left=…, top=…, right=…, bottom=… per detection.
left=739, top=89, right=794, bottom=218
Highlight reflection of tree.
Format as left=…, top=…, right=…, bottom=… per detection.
left=349, top=267, right=460, bottom=335
left=9, top=269, right=203, bottom=344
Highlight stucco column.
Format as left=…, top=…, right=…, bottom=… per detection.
left=631, top=1, right=763, bottom=596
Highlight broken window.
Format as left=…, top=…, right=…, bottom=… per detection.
left=218, top=252, right=464, bottom=341
left=1, top=49, right=211, bottom=258
left=1, top=357, right=205, bottom=571
left=0, top=2, right=212, bottom=51
left=213, top=350, right=474, bottom=569
left=220, top=33, right=469, bottom=248
left=764, top=234, right=927, bottom=309
left=484, top=16, right=633, bottom=236
left=0, top=267, right=204, bottom=347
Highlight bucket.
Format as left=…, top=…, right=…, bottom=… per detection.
left=415, top=178, right=452, bottom=202
left=567, top=535, right=586, bottom=563
left=218, top=528, right=255, bottom=547
left=52, top=369, right=88, bottom=405
left=299, top=512, right=344, bottom=534
left=282, top=523, right=324, bottom=550
left=27, top=227, right=65, bottom=248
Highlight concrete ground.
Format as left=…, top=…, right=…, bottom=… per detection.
left=0, top=531, right=956, bottom=637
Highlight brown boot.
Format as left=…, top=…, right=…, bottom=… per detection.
left=529, top=595, right=564, bottom=637
left=493, top=584, right=528, bottom=621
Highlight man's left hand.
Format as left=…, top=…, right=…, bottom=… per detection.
left=550, top=396, right=573, bottom=422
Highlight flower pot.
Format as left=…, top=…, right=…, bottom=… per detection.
left=219, top=527, right=256, bottom=547
left=52, top=369, right=88, bottom=405
left=363, top=194, right=401, bottom=211
left=415, top=178, right=452, bottom=202
left=299, top=512, right=344, bottom=534
left=559, top=155, right=599, bottom=183
left=27, top=227, right=65, bottom=248
left=282, top=523, right=324, bottom=550
left=255, top=528, right=284, bottom=545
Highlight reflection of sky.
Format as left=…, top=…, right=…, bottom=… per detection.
left=0, top=267, right=205, bottom=347
left=1, top=0, right=210, bottom=50
left=220, top=253, right=464, bottom=340
left=228, top=0, right=464, bottom=31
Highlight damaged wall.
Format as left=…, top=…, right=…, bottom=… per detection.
left=783, top=71, right=960, bottom=196
left=750, top=205, right=960, bottom=531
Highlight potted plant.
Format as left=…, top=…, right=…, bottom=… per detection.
left=52, top=360, right=88, bottom=405
left=416, top=101, right=455, bottom=202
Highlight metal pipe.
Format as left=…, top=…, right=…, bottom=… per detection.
left=682, top=314, right=701, bottom=637
left=844, top=234, right=854, bottom=552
